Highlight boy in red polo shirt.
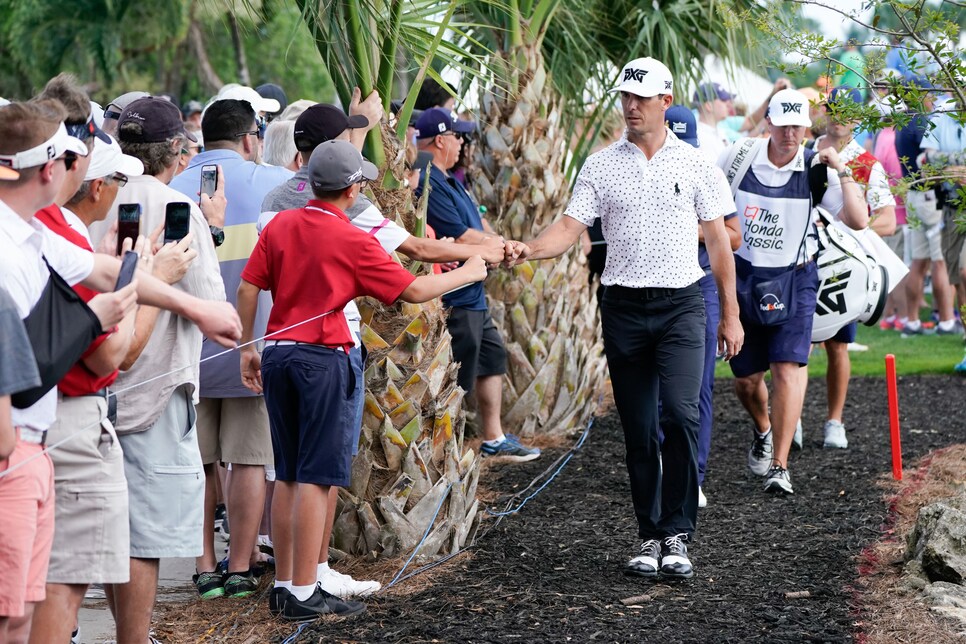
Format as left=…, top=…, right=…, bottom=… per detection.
left=238, top=140, right=486, bottom=622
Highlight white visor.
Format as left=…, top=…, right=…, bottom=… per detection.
left=0, top=123, right=90, bottom=170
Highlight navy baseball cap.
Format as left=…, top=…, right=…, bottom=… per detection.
left=415, top=107, right=475, bottom=139
left=693, top=82, right=733, bottom=104
left=665, top=105, right=698, bottom=147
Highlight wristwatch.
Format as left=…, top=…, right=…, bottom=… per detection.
left=837, top=168, right=852, bottom=179
left=210, top=225, right=225, bottom=247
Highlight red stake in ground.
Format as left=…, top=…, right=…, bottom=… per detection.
left=885, top=354, right=902, bottom=480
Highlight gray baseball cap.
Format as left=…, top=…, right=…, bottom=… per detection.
left=309, top=140, right=378, bottom=192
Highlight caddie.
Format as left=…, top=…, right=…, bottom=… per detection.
left=717, top=88, right=868, bottom=495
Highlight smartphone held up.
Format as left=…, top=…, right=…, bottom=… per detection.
left=200, top=165, right=218, bottom=200
left=164, top=202, right=191, bottom=244
left=116, top=203, right=141, bottom=255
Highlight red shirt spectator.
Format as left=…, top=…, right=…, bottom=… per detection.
left=241, top=200, right=416, bottom=351
left=35, top=204, right=118, bottom=395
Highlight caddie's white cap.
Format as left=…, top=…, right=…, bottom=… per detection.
left=767, top=89, right=812, bottom=127
left=84, top=133, right=144, bottom=181
left=608, top=57, right=674, bottom=98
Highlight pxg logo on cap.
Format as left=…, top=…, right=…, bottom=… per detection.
left=766, top=89, right=812, bottom=128
left=609, top=57, right=674, bottom=98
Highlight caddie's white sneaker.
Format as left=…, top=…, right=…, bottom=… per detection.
left=823, top=419, right=848, bottom=449
left=748, top=429, right=773, bottom=476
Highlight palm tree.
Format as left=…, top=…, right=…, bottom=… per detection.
left=293, top=0, right=489, bottom=559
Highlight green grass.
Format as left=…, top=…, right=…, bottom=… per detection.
left=714, top=322, right=966, bottom=379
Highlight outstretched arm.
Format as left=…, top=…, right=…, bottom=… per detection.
left=83, top=254, right=241, bottom=347
left=513, top=215, right=589, bottom=264
left=399, top=256, right=488, bottom=302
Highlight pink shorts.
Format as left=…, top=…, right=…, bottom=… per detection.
left=0, top=441, right=54, bottom=617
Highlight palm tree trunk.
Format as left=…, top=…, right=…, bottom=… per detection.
left=473, top=42, right=606, bottom=438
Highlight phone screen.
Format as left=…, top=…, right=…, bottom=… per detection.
left=164, top=202, right=191, bottom=244
left=114, top=251, right=139, bottom=291
left=116, top=203, right=141, bottom=255
left=200, top=165, right=217, bottom=200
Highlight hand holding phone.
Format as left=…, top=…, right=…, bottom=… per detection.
left=164, top=202, right=192, bottom=244
left=114, top=251, right=140, bottom=291
left=116, top=204, right=142, bottom=255
left=200, top=165, right=218, bottom=200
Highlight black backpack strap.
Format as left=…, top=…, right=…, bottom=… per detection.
left=804, top=147, right=828, bottom=208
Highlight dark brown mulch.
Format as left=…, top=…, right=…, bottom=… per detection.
left=279, top=375, right=966, bottom=643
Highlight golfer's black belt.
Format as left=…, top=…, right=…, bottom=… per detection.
left=605, top=283, right=698, bottom=299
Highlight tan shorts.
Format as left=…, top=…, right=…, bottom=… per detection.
left=46, top=395, right=129, bottom=584
left=196, top=396, right=273, bottom=466
left=909, top=221, right=944, bottom=261
left=882, top=225, right=905, bottom=259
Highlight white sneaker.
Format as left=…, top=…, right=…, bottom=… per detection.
left=823, top=419, right=848, bottom=449
left=748, top=429, right=773, bottom=476
left=792, top=419, right=803, bottom=451
left=847, top=342, right=869, bottom=352
left=318, top=567, right=381, bottom=598
left=763, top=465, right=794, bottom=494
left=697, top=487, right=707, bottom=508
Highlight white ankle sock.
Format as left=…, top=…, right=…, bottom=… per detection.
left=906, top=319, right=921, bottom=330
left=274, top=579, right=292, bottom=591
left=757, top=426, right=771, bottom=437
left=317, top=562, right=330, bottom=577
left=291, top=583, right=316, bottom=602
left=939, top=319, right=955, bottom=331
left=483, top=435, right=506, bottom=447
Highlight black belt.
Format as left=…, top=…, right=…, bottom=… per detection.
left=605, top=283, right=699, bottom=300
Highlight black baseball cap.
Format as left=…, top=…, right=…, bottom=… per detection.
left=117, top=97, right=197, bottom=143
left=293, top=104, right=369, bottom=152
left=256, top=83, right=288, bottom=119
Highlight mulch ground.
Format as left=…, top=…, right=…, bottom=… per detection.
left=162, top=375, right=966, bottom=643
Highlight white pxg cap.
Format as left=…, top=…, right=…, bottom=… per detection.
left=608, top=57, right=674, bottom=98
left=767, top=89, right=812, bottom=127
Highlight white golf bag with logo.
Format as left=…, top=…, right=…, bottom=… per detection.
left=811, top=207, right=889, bottom=342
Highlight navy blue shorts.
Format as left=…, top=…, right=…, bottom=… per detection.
left=730, top=262, right=819, bottom=378
left=828, top=320, right=858, bottom=344
left=261, top=344, right=355, bottom=486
